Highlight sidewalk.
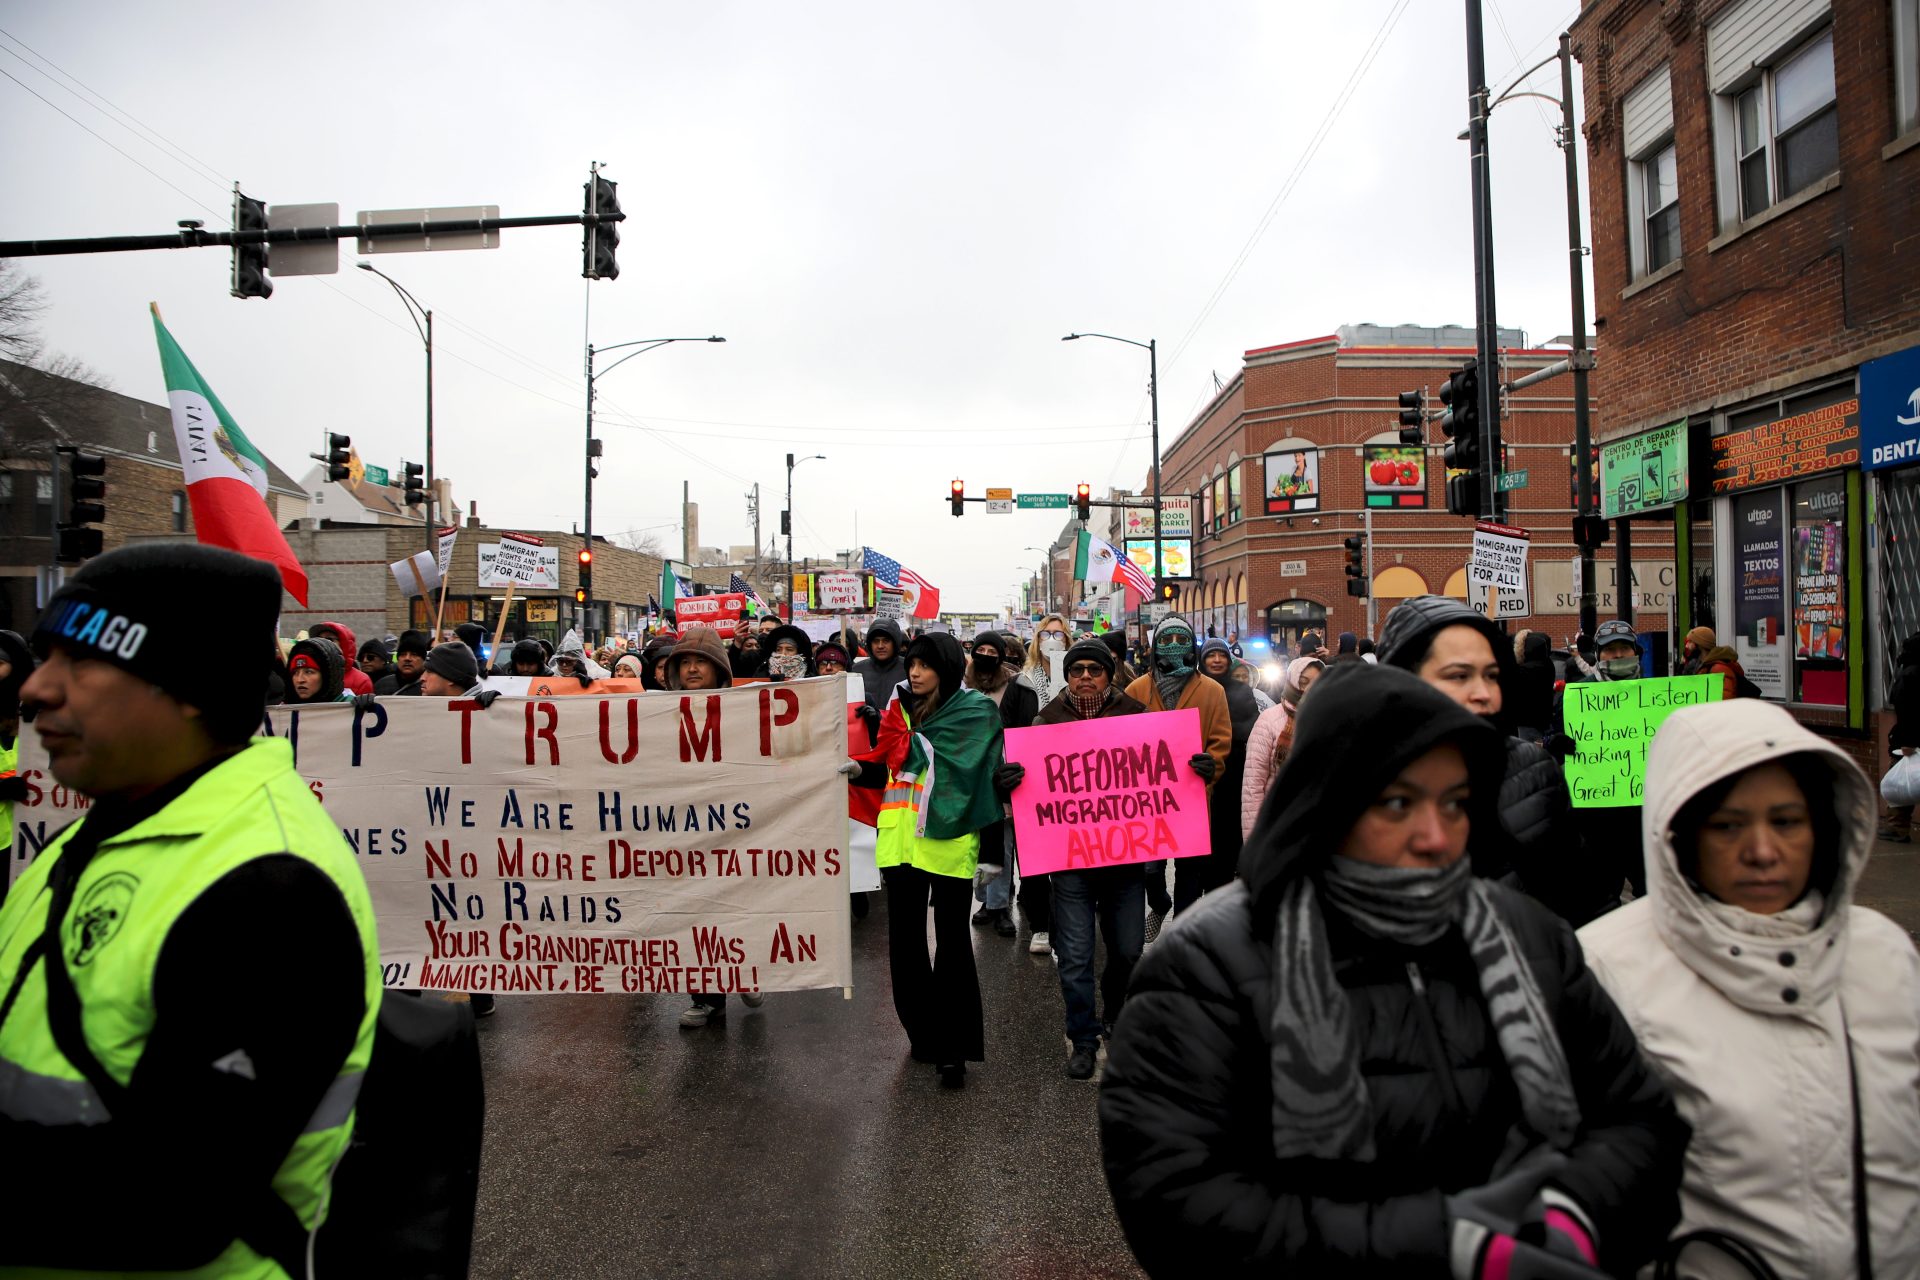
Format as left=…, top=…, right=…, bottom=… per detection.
left=1858, top=836, right=1920, bottom=940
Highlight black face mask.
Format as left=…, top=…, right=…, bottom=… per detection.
left=971, top=651, right=1000, bottom=672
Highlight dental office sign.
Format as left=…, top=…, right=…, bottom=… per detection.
left=1860, top=343, right=1920, bottom=471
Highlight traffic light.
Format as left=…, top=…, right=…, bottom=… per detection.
left=1343, top=534, right=1367, bottom=597
left=402, top=461, right=427, bottom=507
left=1075, top=483, right=1092, bottom=521
left=583, top=174, right=620, bottom=281
left=578, top=546, right=594, bottom=599
left=1397, top=390, right=1425, bottom=446
left=1161, top=583, right=1175, bottom=600
left=575, top=587, right=588, bottom=605
left=325, top=433, right=352, bottom=483
left=1572, top=514, right=1609, bottom=548
left=57, top=448, right=107, bottom=562
left=950, top=479, right=965, bottom=517
left=230, top=189, right=272, bottom=300
left=1439, top=361, right=1482, bottom=517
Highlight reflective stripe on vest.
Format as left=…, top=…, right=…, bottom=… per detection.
left=0, top=739, right=381, bottom=1280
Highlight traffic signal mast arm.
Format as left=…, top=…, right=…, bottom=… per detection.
left=0, top=209, right=625, bottom=260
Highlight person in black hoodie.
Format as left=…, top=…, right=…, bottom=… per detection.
left=1508, top=630, right=1558, bottom=743
left=851, top=618, right=908, bottom=742
left=1379, top=597, right=1606, bottom=926
left=389, top=629, right=430, bottom=697
left=763, top=624, right=815, bottom=682
left=966, top=630, right=1042, bottom=941
left=1099, top=663, right=1686, bottom=1278
left=1184, top=637, right=1259, bottom=916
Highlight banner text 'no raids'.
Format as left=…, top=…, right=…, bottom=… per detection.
left=268, top=681, right=855, bottom=997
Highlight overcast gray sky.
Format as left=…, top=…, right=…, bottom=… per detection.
left=2, top=1, right=1589, bottom=612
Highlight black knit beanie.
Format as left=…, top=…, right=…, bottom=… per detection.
left=425, top=641, right=479, bottom=689
left=396, top=629, right=431, bottom=658
left=33, top=543, right=282, bottom=743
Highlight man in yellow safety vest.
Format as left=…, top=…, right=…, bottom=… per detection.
left=0, top=543, right=380, bottom=1278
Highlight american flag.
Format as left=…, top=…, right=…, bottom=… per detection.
left=863, top=547, right=941, bottom=618
left=727, top=572, right=766, bottom=608
left=1116, top=551, right=1155, bottom=599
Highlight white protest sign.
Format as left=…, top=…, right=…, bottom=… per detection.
left=1467, top=519, right=1531, bottom=619
left=479, top=534, right=559, bottom=589
left=9, top=685, right=856, bottom=994
left=436, top=526, right=459, bottom=577
left=814, top=571, right=864, bottom=613
left=874, top=589, right=906, bottom=620
left=390, top=549, right=441, bottom=599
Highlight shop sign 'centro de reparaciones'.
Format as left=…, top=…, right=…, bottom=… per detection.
left=1708, top=399, right=1861, bottom=494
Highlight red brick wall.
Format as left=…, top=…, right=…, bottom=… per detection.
left=1155, top=341, right=1659, bottom=643
left=1574, top=0, right=1920, bottom=437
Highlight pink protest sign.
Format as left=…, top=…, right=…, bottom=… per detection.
left=1003, top=707, right=1211, bottom=876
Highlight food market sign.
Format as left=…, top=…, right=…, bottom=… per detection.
left=1709, top=399, right=1860, bottom=495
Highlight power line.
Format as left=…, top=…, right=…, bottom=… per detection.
left=0, top=66, right=224, bottom=219
left=1162, top=0, right=1413, bottom=377
left=0, top=28, right=231, bottom=191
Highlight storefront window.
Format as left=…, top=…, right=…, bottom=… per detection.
left=1227, top=465, right=1243, bottom=524
left=1790, top=474, right=1846, bottom=705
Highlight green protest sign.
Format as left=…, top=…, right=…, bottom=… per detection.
left=1562, top=675, right=1722, bottom=808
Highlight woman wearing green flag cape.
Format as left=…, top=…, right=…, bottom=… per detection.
left=853, top=633, right=1005, bottom=1088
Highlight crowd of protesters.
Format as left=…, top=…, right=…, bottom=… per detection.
left=4, top=546, right=1915, bottom=1277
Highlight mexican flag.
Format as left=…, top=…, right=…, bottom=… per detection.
left=1074, top=528, right=1155, bottom=600
left=151, top=306, right=309, bottom=605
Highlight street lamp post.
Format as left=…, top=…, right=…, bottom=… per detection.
left=584, top=335, right=726, bottom=636
left=1064, top=332, right=1159, bottom=589
left=1024, top=545, right=1053, bottom=614
left=356, top=262, right=434, bottom=558
left=785, top=452, right=826, bottom=615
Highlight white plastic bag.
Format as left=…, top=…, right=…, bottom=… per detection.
left=1882, top=753, right=1920, bottom=809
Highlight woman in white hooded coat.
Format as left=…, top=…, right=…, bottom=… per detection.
left=1578, top=699, right=1920, bottom=1278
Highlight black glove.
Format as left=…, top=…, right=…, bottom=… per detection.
left=576, top=672, right=594, bottom=688
left=1542, top=732, right=1577, bottom=760
left=472, top=689, right=500, bottom=709
left=352, top=693, right=378, bottom=713
left=1188, top=752, right=1217, bottom=782
left=856, top=703, right=881, bottom=727
left=0, top=775, right=28, bottom=803
left=993, top=762, right=1026, bottom=796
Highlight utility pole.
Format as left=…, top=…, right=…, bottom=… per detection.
left=748, top=483, right=762, bottom=595
left=1464, top=0, right=1505, bottom=521
left=1561, top=31, right=1600, bottom=640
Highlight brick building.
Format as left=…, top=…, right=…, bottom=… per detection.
left=0, top=358, right=307, bottom=633
left=282, top=523, right=663, bottom=651
left=1152, top=324, right=1647, bottom=655
left=1571, top=0, right=1920, bottom=773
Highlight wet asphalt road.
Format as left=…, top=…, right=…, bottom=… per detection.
left=468, top=889, right=1145, bottom=1280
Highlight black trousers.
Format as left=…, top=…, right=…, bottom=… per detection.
left=882, top=864, right=984, bottom=1064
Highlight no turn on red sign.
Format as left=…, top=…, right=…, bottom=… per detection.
left=1467, top=519, right=1531, bottom=619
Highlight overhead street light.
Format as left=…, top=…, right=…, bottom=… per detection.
left=356, top=261, right=435, bottom=558
left=786, top=452, right=827, bottom=612
left=1064, top=332, right=1160, bottom=589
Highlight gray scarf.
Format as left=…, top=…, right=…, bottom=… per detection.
left=1265, top=857, right=1581, bottom=1162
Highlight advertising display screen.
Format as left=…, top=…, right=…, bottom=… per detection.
left=1124, top=538, right=1191, bottom=580
left=1364, top=445, right=1427, bottom=508
left=1264, top=447, right=1320, bottom=514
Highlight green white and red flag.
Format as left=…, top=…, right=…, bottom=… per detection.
left=150, top=305, right=309, bottom=605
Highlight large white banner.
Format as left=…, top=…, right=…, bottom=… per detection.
left=10, top=681, right=855, bottom=997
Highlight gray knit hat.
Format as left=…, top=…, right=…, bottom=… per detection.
left=424, top=641, right=479, bottom=689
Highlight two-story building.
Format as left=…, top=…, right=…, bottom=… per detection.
left=1572, top=0, right=1919, bottom=774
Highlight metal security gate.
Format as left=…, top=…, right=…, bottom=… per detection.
left=1878, top=467, right=1920, bottom=700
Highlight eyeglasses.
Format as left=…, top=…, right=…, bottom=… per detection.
left=1066, top=663, right=1106, bottom=678
left=1042, top=629, right=1067, bottom=638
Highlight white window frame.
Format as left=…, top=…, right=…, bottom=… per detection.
left=1627, top=140, right=1681, bottom=277
left=1623, top=67, right=1679, bottom=278
left=1711, top=22, right=1839, bottom=231
left=1897, top=0, right=1920, bottom=137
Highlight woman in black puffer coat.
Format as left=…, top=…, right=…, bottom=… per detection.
left=1098, top=664, right=1685, bottom=1279
left=1379, top=596, right=1610, bottom=925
